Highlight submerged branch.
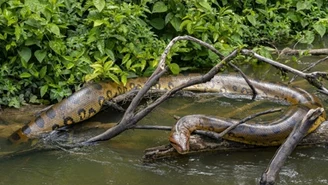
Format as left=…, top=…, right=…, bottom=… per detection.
left=280, top=48, right=328, bottom=56
left=85, top=36, right=229, bottom=144
left=143, top=119, right=328, bottom=161
left=260, top=108, right=324, bottom=185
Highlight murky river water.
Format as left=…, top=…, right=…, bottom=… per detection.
left=1, top=56, right=328, bottom=185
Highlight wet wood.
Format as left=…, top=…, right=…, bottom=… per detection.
left=260, top=108, right=324, bottom=185
left=143, top=120, right=328, bottom=162
left=280, top=48, right=328, bottom=56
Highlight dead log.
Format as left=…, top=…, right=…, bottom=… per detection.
left=143, top=120, right=328, bottom=162
left=280, top=48, right=328, bottom=56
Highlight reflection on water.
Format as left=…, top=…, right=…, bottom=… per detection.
left=1, top=60, right=328, bottom=185
left=1, top=142, right=327, bottom=185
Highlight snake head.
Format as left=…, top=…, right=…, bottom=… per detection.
left=169, top=132, right=190, bottom=154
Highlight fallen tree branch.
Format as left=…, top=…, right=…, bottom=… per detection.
left=143, top=119, right=328, bottom=161
left=131, top=108, right=280, bottom=138
left=289, top=56, right=328, bottom=83
left=280, top=48, right=328, bottom=56
left=84, top=36, right=229, bottom=144
left=241, top=49, right=328, bottom=95
left=260, top=107, right=324, bottom=185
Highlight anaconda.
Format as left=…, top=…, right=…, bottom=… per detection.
left=169, top=75, right=326, bottom=154
left=8, top=74, right=326, bottom=149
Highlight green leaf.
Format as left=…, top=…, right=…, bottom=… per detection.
left=121, top=75, right=127, bottom=86
left=20, top=72, right=31, bottom=78
left=165, top=12, right=173, bottom=24
left=40, top=66, right=47, bottom=78
left=198, top=1, right=212, bottom=12
left=169, top=63, right=180, bottom=75
left=313, top=24, right=326, bottom=38
left=105, top=49, right=115, bottom=61
left=296, top=1, right=311, bottom=11
left=107, top=73, right=120, bottom=84
left=18, top=47, right=32, bottom=62
left=246, top=15, right=257, bottom=26
left=104, top=61, right=114, bottom=71
left=97, top=39, right=105, bottom=54
left=49, top=40, right=65, bottom=54
left=29, top=67, right=39, bottom=78
left=85, top=73, right=100, bottom=82
left=14, top=25, right=21, bottom=41
left=180, top=20, right=192, bottom=30
left=40, top=85, right=48, bottom=97
left=66, top=62, right=75, bottom=69
left=149, top=18, right=165, bottom=30
left=9, top=97, right=20, bottom=108
left=152, top=1, right=167, bottom=13
left=93, top=0, right=105, bottom=12
left=186, top=22, right=192, bottom=34
left=170, top=17, right=181, bottom=31
left=94, top=20, right=106, bottom=27
left=34, top=50, right=47, bottom=63
left=21, top=58, right=28, bottom=68
left=256, top=0, right=267, bottom=5
left=300, top=30, right=315, bottom=44
left=122, top=53, right=130, bottom=64
left=48, top=23, right=60, bottom=36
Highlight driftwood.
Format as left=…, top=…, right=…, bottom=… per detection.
left=84, top=36, right=234, bottom=143
left=280, top=48, right=328, bottom=56
left=84, top=37, right=328, bottom=145
left=77, top=36, right=328, bottom=184
left=2, top=36, right=326, bottom=184
left=143, top=119, right=328, bottom=162
left=260, top=108, right=324, bottom=185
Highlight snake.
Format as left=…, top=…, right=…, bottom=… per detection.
left=169, top=75, right=326, bottom=154
left=8, top=74, right=326, bottom=151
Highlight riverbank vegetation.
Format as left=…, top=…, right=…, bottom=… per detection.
left=1, top=0, right=328, bottom=107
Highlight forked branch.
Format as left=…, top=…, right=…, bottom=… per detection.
left=84, top=36, right=231, bottom=144
left=241, top=49, right=328, bottom=94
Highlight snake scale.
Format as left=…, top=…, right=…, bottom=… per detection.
left=8, top=74, right=326, bottom=153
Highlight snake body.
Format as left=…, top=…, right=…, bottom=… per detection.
left=169, top=75, right=326, bottom=154
left=8, top=74, right=326, bottom=149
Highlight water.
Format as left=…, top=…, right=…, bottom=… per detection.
left=1, top=56, right=328, bottom=185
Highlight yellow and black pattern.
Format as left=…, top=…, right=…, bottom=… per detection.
left=8, top=74, right=326, bottom=146
left=169, top=75, right=326, bottom=154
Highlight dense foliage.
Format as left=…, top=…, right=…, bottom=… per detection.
left=1, top=0, right=328, bottom=107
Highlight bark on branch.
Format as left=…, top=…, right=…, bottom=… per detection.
left=280, top=48, right=328, bottom=56
left=84, top=36, right=228, bottom=144
left=241, top=49, right=328, bottom=95
left=260, top=108, right=324, bottom=185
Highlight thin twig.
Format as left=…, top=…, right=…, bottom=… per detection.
left=217, top=108, right=282, bottom=138
left=229, top=62, right=258, bottom=100
left=132, top=50, right=238, bottom=128
left=34, top=105, right=53, bottom=117
left=289, top=56, right=328, bottom=83
left=241, top=49, right=328, bottom=95
left=130, top=108, right=282, bottom=142
left=84, top=36, right=228, bottom=144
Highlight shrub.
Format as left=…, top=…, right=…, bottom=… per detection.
left=1, top=0, right=328, bottom=107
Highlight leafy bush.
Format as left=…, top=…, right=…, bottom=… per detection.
left=1, top=0, right=328, bottom=107
left=0, top=0, right=165, bottom=107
